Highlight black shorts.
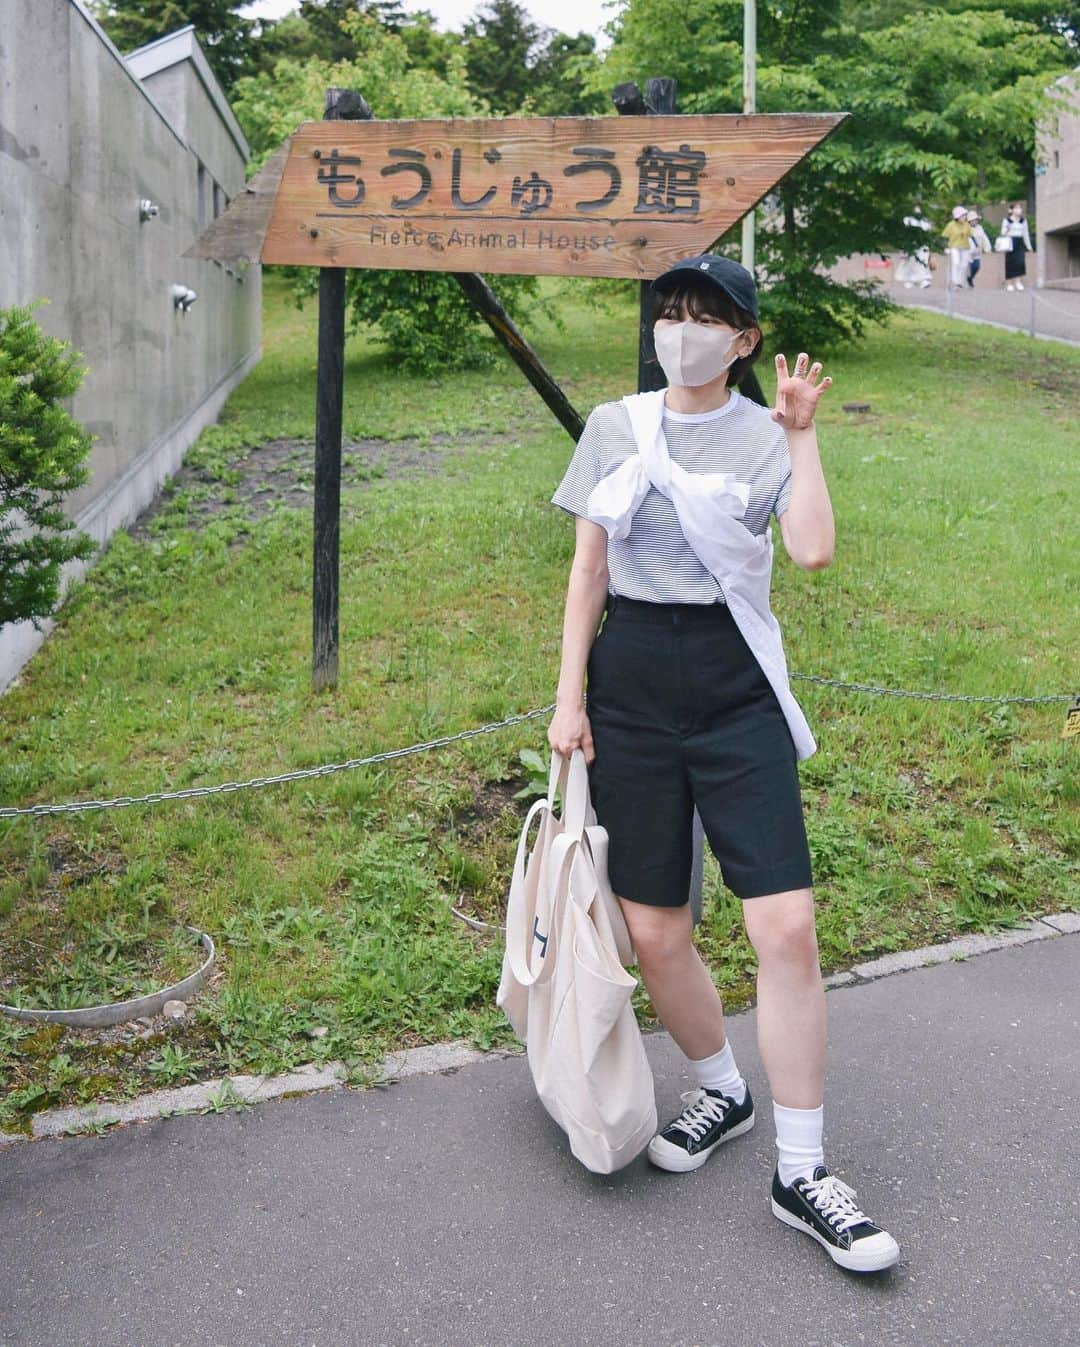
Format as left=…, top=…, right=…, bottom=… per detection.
left=585, top=595, right=814, bottom=906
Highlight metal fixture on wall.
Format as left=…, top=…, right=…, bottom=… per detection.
left=169, top=283, right=198, bottom=313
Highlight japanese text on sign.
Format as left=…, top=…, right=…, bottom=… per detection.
left=315, top=143, right=706, bottom=219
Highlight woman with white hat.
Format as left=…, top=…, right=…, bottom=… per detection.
left=941, top=205, right=972, bottom=290
left=965, top=210, right=992, bottom=287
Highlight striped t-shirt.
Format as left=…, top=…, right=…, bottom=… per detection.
left=551, top=390, right=792, bottom=604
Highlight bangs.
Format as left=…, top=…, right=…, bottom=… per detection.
left=652, top=279, right=753, bottom=330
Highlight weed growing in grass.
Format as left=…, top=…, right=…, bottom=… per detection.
left=513, top=747, right=550, bottom=800
left=63, top=1113, right=113, bottom=1137
left=146, top=1043, right=201, bottom=1086
left=200, top=1079, right=252, bottom=1114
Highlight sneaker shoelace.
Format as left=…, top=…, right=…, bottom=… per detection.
left=667, top=1088, right=731, bottom=1143
left=801, top=1173, right=871, bottom=1234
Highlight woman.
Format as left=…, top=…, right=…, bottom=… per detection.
left=941, top=205, right=973, bottom=290
left=547, top=254, right=900, bottom=1274
left=965, top=210, right=992, bottom=287
left=999, top=202, right=1034, bottom=291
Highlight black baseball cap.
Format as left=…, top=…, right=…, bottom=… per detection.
left=651, top=254, right=759, bottom=322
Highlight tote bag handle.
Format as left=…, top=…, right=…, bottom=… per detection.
left=547, top=749, right=591, bottom=839
left=505, top=816, right=579, bottom=990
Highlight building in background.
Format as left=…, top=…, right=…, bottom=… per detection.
left=0, top=2, right=261, bottom=692
left=1036, top=71, right=1080, bottom=288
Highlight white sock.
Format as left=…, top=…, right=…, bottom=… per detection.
left=689, top=1040, right=746, bottom=1104
left=773, top=1101, right=825, bottom=1187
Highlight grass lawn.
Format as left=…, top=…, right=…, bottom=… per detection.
left=1, top=272, right=1077, bottom=1135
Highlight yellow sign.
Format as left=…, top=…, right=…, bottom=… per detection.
left=260, top=114, right=845, bottom=278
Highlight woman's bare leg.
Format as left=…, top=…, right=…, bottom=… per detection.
left=616, top=898, right=728, bottom=1061
left=742, top=887, right=825, bottom=1108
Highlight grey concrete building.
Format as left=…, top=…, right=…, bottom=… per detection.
left=0, top=2, right=261, bottom=692
left=1036, top=71, right=1080, bottom=288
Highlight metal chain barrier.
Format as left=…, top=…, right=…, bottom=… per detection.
left=0, top=706, right=557, bottom=820
left=788, top=674, right=1072, bottom=705
left=0, top=678, right=1073, bottom=820
left=1030, top=290, right=1080, bottom=320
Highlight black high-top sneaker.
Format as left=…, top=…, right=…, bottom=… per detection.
left=647, top=1085, right=755, bottom=1173
left=771, top=1164, right=900, bottom=1272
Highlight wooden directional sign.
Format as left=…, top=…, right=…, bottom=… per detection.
left=249, top=114, right=844, bottom=279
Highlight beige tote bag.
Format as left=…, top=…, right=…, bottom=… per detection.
left=497, top=750, right=657, bottom=1173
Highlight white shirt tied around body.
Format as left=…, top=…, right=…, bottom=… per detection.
left=584, top=388, right=817, bottom=762
left=552, top=389, right=791, bottom=605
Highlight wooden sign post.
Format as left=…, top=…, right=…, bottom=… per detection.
left=188, top=100, right=845, bottom=695
left=311, top=91, right=372, bottom=692
left=613, top=77, right=677, bottom=394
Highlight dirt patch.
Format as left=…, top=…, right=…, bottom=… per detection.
left=434, top=772, right=533, bottom=937
left=127, top=434, right=455, bottom=541
left=453, top=773, right=526, bottom=833
left=1029, top=368, right=1080, bottom=398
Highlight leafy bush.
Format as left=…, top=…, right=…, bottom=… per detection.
left=0, top=301, right=97, bottom=628
left=759, top=259, right=894, bottom=357
left=286, top=263, right=550, bottom=375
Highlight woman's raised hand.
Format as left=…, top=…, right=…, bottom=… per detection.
left=772, top=352, right=832, bottom=431
left=548, top=703, right=595, bottom=766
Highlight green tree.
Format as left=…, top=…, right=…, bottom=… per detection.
left=460, top=0, right=605, bottom=115
left=296, top=0, right=409, bottom=62
left=90, top=1, right=258, bottom=92
left=245, top=12, right=323, bottom=72
left=526, top=33, right=607, bottom=116
left=230, top=12, right=549, bottom=373
left=0, top=304, right=97, bottom=629
left=462, top=0, right=543, bottom=114
left=601, top=0, right=1070, bottom=351
left=232, top=11, right=480, bottom=172
left=397, top=11, right=461, bottom=83
left=842, top=1, right=1078, bottom=50
left=245, top=5, right=458, bottom=82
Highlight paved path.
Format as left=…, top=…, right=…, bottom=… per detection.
left=888, top=280, right=1080, bottom=345
left=1, top=936, right=1077, bottom=1347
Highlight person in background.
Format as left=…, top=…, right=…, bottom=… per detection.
left=902, top=206, right=933, bottom=242
left=999, top=202, right=1034, bottom=292
left=896, top=208, right=933, bottom=288
left=941, top=206, right=972, bottom=290
left=965, top=211, right=992, bottom=287
left=895, top=243, right=933, bottom=289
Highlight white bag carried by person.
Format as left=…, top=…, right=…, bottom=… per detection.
left=496, top=750, right=657, bottom=1173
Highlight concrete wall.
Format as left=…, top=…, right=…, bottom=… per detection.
left=0, top=1, right=262, bottom=693
left=1036, top=73, right=1080, bottom=288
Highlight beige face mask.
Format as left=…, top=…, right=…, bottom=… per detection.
left=654, top=321, right=745, bottom=387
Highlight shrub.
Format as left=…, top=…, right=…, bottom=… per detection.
left=760, top=260, right=895, bottom=358
left=0, top=301, right=97, bottom=628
